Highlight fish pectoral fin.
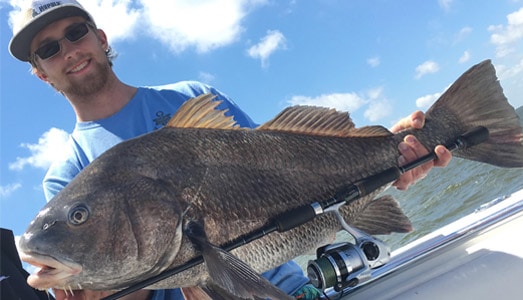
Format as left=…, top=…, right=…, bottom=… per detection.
left=350, top=195, right=413, bottom=235
left=185, top=221, right=294, bottom=300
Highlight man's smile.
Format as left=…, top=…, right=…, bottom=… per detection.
left=68, top=59, right=90, bottom=74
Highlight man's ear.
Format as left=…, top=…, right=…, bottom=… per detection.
left=96, top=28, right=109, bottom=51
left=34, top=68, right=49, bottom=83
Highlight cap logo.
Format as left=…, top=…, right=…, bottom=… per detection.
left=32, top=1, right=63, bottom=17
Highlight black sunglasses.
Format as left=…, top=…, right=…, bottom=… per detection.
left=33, top=23, right=92, bottom=60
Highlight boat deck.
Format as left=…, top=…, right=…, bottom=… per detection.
left=332, top=188, right=523, bottom=299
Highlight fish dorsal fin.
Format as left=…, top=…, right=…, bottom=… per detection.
left=257, top=105, right=392, bottom=137
left=257, top=106, right=356, bottom=137
left=166, top=93, right=238, bottom=129
left=347, top=125, right=393, bottom=137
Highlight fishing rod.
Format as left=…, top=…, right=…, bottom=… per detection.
left=102, top=126, right=489, bottom=300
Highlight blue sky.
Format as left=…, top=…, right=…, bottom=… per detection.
left=1, top=0, right=523, bottom=239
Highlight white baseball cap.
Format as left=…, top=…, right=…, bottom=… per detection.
left=9, top=0, right=95, bottom=62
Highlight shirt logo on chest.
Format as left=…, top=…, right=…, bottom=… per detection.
left=154, top=111, right=172, bottom=129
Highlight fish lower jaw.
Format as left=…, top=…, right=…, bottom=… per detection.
left=20, top=252, right=82, bottom=290
left=27, top=269, right=81, bottom=291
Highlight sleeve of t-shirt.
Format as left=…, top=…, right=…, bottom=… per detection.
left=43, top=162, right=76, bottom=201
left=42, top=143, right=83, bottom=202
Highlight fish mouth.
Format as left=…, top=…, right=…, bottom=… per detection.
left=20, top=252, right=82, bottom=290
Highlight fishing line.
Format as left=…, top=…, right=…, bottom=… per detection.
left=102, top=126, right=488, bottom=300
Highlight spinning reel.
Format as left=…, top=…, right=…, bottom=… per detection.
left=307, top=206, right=390, bottom=292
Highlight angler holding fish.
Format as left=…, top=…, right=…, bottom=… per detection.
left=3, top=0, right=466, bottom=299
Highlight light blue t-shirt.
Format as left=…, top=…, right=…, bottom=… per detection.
left=43, top=81, right=309, bottom=299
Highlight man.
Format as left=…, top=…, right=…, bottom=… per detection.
left=7, top=1, right=451, bottom=299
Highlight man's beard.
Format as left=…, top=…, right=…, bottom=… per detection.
left=63, top=59, right=111, bottom=97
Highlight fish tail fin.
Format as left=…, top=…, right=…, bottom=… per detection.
left=425, top=59, right=523, bottom=168
left=350, top=195, right=413, bottom=235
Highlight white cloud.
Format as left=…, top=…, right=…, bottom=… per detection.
left=6, top=0, right=269, bottom=54
left=198, top=71, right=216, bottom=84
left=496, top=58, right=523, bottom=81
left=9, top=128, right=69, bottom=171
left=438, top=0, right=453, bottom=11
left=459, top=50, right=471, bottom=63
left=458, top=26, right=473, bottom=36
left=5, top=0, right=24, bottom=31
left=496, top=59, right=523, bottom=108
left=415, top=60, right=440, bottom=79
left=454, top=27, right=473, bottom=44
left=364, top=100, right=392, bottom=122
left=366, top=86, right=384, bottom=101
left=138, top=0, right=268, bottom=53
left=367, top=56, right=380, bottom=68
left=415, top=92, right=442, bottom=109
left=82, top=0, right=140, bottom=43
left=247, top=30, right=286, bottom=68
left=363, top=87, right=391, bottom=122
left=287, top=87, right=392, bottom=122
left=0, top=183, right=22, bottom=198
left=414, top=83, right=451, bottom=109
left=287, top=92, right=367, bottom=113
left=489, top=7, right=523, bottom=58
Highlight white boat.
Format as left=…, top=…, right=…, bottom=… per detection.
left=318, top=188, right=523, bottom=299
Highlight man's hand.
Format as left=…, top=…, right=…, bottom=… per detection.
left=391, top=111, right=452, bottom=190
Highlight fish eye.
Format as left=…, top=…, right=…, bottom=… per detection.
left=68, top=205, right=90, bottom=225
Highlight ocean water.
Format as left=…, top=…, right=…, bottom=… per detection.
left=296, top=106, right=523, bottom=268
left=379, top=156, right=523, bottom=251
